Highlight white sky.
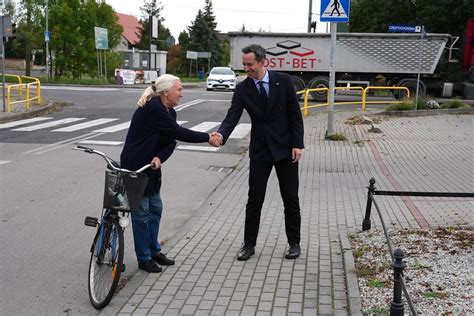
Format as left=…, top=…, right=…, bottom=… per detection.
left=105, top=0, right=329, bottom=41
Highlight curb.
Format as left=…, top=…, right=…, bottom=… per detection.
left=340, top=232, right=363, bottom=316
left=0, top=102, right=67, bottom=123
left=378, top=107, right=474, bottom=117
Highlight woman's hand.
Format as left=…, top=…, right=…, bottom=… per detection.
left=151, top=157, right=162, bottom=170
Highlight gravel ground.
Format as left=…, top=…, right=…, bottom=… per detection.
left=349, top=228, right=473, bottom=315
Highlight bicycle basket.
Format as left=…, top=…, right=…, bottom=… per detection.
left=103, top=170, right=149, bottom=212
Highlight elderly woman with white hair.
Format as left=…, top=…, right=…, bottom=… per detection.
left=120, top=74, right=218, bottom=273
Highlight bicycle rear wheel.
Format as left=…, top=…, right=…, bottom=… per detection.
left=88, top=219, right=124, bottom=309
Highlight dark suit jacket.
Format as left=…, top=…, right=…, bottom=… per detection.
left=121, top=97, right=209, bottom=195
left=217, top=71, right=304, bottom=161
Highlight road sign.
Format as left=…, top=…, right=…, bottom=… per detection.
left=388, top=24, right=422, bottom=33
left=320, top=0, right=350, bottom=23
left=44, top=31, right=50, bottom=42
left=94, top=27, right=108, bottom=50
left=186, top=51, right=198, bottom=59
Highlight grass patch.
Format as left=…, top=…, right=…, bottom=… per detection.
left=325, top=132, right=347, bottom=141
left=367, top=278, right=387, bottom=288
left=441, top=99, right=470, bottom=109
left=411, top=260, right=432, bottom=271
left=363, top=307, right=389, bottom=315
left=385, top=102, right=415, bottom=111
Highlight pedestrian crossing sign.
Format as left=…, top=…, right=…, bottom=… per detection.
left=320, top=0, right=350, bottom=23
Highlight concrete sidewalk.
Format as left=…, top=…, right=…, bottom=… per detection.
left=110, top=111, right=472, bottom=315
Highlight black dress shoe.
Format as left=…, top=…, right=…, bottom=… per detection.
left=153, top=253, right=175, bottom=266
left=237, top=244, right=255, bottom=261
left=285, top=244, right=301, bottom=259
left=138, top=259, right=162, bottom=273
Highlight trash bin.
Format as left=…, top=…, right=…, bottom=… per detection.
left=198, top=70, right=205, bottom=80
left=442, top=82, right=453, bottom=97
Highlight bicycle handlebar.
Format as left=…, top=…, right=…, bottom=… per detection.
left=72, top=145, right=152, bottom=173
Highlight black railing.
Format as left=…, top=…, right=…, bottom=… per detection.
left=361, top=177, right=474, bottom=315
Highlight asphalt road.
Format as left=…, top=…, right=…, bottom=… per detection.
left=0, top=85, right=248, bottom=315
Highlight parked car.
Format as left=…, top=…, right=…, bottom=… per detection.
left=206, top=67, right=236, bottom=91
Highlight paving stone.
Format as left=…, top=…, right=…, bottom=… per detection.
left=119, top=113, right=473, bottom=315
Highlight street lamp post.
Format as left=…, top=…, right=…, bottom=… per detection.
left=45, top=0, right=49, bottom=79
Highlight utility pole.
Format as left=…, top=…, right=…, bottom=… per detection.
left=326, top=22, right=336, bottom=137
left=148, top=14, right=152, bottom=70
left=45, top=0, right=49, bottom=79
left=307, top=0, right=313, bottom=32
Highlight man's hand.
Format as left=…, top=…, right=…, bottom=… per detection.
left=151, top=157, right=161, bottom=170
left=292, top=148, right=303, bottom=163
left=209, top=132, right=223, bottom=147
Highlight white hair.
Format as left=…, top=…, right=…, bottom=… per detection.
left=137, top=74, right=181, bottom=107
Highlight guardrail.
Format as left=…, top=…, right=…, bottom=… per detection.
left=1, top=74, right=23, bottom=96
left=361, top=177, right=474, bottom=315
left=297, top=86, right=411, bottom=116
left=6, top=76, right=41, bottom=112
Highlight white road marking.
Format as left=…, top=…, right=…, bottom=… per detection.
left=0, top=160, right=12, bottom=165
left=177, top=145, right=219, bottom=152
left=52, top=118, right=119, bottom=132
left=189, top=122, right=220, bottom=132
left=229, top=123, right=251, bottom=139
left=93, top=121, right=130, bottom=133
left=13, top=118, right=85, bottom=131
left=0, top=117, right=53, bottom=129
left=41, top=86, right=119, bottom=91
left=175, top=99, right=204, bottom=111
left=177, top=121, right=187, bottom=125
left=24, top=132, right=104, bottom=155
left=77, top=140, right=123, bottom=146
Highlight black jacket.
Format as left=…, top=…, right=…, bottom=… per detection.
left=120, top=97, right=209, bottom=195
left=217, top=71, right=304, bottom=161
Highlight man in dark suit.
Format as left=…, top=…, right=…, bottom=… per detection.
left=212, top=44, right=304, bottom=260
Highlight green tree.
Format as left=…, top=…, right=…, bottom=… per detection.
left=136, top=0, right=172, bottom=51
left=49, top=0, right=122, bottom=79
left=350, top=0, right=473, bottom=39
left=186, top=0, right=224, bottom=74
left=350, top=0, right=474, bottom=81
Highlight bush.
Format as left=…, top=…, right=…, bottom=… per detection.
left=441, top=99, right=470, bottom=109
left=385, top=102, right=415, bottom=111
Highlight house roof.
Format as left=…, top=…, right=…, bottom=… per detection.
left=116, top=12, right=142, bottom=45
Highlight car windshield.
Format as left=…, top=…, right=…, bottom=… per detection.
left=211, top=68, right=234, bottom=75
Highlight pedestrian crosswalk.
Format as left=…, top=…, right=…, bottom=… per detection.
left=0, top=116, right=251, bottom=152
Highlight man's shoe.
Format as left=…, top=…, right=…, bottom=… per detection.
left=153, top=253, right=175, bottom=266
left=138, top=259, right=162, bottom=273
left=237, top=244, right=255, bottom=261
left=285, top=244, right=301, bottom=259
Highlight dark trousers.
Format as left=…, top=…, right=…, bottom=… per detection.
left=244, top=159, right=301, bottom=247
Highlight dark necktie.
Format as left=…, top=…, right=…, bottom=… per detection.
left=258, top=81, right=268, bottom=103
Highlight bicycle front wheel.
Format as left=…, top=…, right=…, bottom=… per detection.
left=88, top=219, right=124, bottom=309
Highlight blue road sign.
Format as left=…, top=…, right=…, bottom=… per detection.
left=388, top=24, right=422, bottom=33
left=320, top=0, right=350, bottom=23
left=44, top=31, right=50, bottom=42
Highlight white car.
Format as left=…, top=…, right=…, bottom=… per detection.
left=206, top=67, right=236, bottom=91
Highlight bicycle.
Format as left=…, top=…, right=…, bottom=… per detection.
left=73, top=145, right=151, bottom=309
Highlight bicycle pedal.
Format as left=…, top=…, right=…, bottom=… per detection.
left=84, top=216, right=98, bottom=227
left=122, top=264, right=126, bottom=272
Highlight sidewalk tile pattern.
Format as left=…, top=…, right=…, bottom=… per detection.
left=118, top=113, right=473, bottom=315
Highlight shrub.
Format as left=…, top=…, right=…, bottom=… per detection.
left=385, top=102, right=414, bottom=111
left=441, top=99, right=470, bottom=109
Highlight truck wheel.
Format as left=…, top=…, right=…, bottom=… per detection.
left=290, top=76, right=306, bottom=100
left=395, top=79, right=425, bottom=100
left=308, top=76, right=329, bottom=102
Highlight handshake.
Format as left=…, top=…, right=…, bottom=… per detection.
left=208, top=132, right=223, bottom=147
